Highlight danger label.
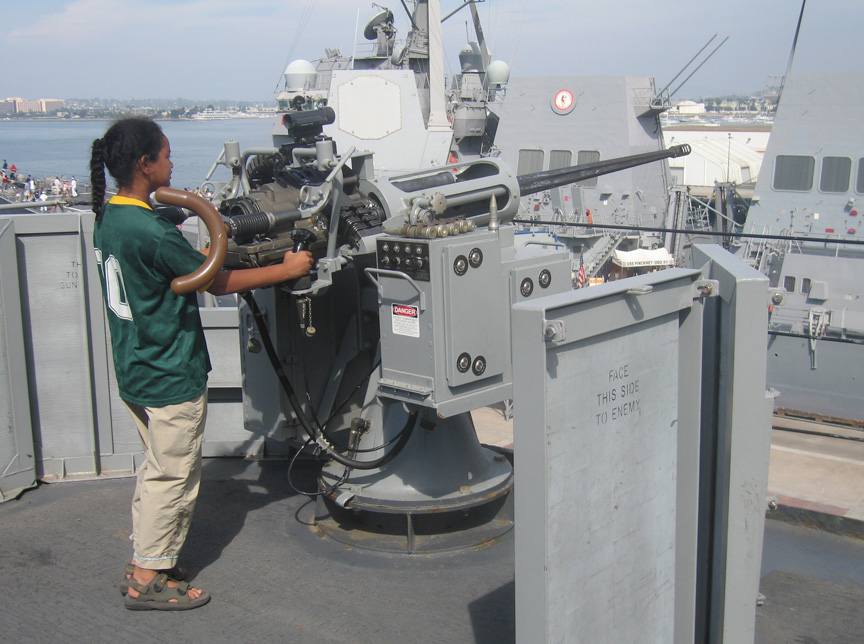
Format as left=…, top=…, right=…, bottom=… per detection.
left=391, top=304, right=420, bottom=338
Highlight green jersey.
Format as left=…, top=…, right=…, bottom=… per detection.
left=93, top=196, right=211, bottom=407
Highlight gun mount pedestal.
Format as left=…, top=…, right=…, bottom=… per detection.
left=221, top=129, right=691, bottom=555
left=314, top=401, right=513, bottom=554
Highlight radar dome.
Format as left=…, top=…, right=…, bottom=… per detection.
left=283, top=59, right=317, bottom=91
left=459, top=42, right=483, bottom=72
left=486, top=60, right=510, bottom=86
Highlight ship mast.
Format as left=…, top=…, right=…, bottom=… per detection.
left=777, top=0, right=807, bottom=103
left=425, top=0, right=450, bottom=130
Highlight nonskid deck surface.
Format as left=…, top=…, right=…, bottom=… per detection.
left=2, top=417, right=864, bottom=643
left=0, top=459, right=514, bottom=644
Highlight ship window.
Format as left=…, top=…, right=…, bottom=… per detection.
left=819, top=156, right=851, bottom=193
left=783, top=276, right=796, bottom=293
left=517, top=149, right=544, bottom=175
left=549, top=150, right=572, bottom=171
left=857, top=158, right=864, bottom=193
left=773, top=155, right=814, bottom=191
left=801, top=278, right=811, bottom=294
left=576, top=150, right=601, bottom=188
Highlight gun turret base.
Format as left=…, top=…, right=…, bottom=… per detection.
left=313, top=465, right=512, bottom=554
left=312, top=411, right=514, bottom=554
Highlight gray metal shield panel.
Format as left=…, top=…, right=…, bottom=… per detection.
left=512, top=269, right=702, bottom=643
left=202, top=308, right=241, bottom=388
left=15, top=216, right=97, bottom=479
left=199, top=307, right=250, bottom=456
left=6, top=212, right=256, bottom=481
left=0, top=219, right=36, bottom=501
left=546, top=315, right=679, bottom=640
left=691, top=244, right=772, bottom=644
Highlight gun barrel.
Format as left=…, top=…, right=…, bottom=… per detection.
left=517, top=144, right=691, bottom=196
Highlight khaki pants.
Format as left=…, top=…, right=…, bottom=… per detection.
left=124, top=393, right=207, bottom=570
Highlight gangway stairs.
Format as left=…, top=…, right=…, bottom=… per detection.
left=583, top=231, right=623, bottom=279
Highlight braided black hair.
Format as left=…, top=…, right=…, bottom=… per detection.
left=90, top=117, right=165, bottom=216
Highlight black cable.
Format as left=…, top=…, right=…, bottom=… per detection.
left=511, top=218, right=864, bottom=247
left=282, top=259, right=406, bottom=455
left=303, top=261, right=386, bottom=433
left=300, top=340, right=326, bottom=435
left=322, top=359, right=382, bottom=427
left=310, top=356, right=413, bottom=454
left=287, top=438, right=351, bottom=497
left=293, top=295, right=397, bottom=452
left=241, top=291, right=418, bottom=470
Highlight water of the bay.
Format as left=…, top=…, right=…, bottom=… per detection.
left=0, top=118, right=276, bottom=191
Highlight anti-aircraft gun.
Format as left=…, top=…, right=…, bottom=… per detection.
left=187, top=108, right=690, bottom=552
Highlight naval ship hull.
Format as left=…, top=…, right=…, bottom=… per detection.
left=736, top=71, right=864, bottom=427
left=768, top=334, right=863, bottom=425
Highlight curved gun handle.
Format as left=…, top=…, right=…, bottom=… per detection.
left=155, top=186, right=228, bottom=295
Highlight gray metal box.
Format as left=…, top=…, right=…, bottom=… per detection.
left=373, top=229, right=570, bottom=416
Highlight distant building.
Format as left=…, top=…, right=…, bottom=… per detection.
left=0, top=97, right=67, bottom=114
left=39, top=99, right=66, bottom=112
left=669, top=100, right=706, bottom=115
left=663, top=127, right=771, bottom=193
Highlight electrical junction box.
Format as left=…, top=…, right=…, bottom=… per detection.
left=372, top=228, right=571, bottom=416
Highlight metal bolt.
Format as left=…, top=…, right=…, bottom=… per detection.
left=457, top=352, right=471, bottom=373
left=454, top=256, right=468, bottom=276
left=539, top=269, right=551, bottom=288
left=544, top=320, right=566, bottom=342
left=472, top=356, right=487, bottom=376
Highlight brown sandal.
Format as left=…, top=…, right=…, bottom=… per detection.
left=124, top=573, right=210, bottom=611
left=119, top=563, right=188, bottom=596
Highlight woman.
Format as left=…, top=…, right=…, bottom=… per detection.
left=91, top=117, right=312, bottom=611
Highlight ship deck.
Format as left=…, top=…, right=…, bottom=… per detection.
left=1, top=411, right=863, bottom=643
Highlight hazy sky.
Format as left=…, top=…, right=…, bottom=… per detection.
left=3, top=0, right=862, bottom=102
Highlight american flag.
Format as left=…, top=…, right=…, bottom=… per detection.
left=577, top=253, right=586, bottom=288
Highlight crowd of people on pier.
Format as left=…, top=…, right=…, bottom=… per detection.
left=1, top=158, right=80, bottom=207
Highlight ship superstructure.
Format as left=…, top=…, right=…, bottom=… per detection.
left=270, top=0, right=509, bottom=174
left=492, top=75, right=676, bottom=284
left=736, top=70, right=864, bottom=424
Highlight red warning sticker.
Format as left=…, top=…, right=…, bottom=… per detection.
left=392, top=304, right=420, bottom=338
